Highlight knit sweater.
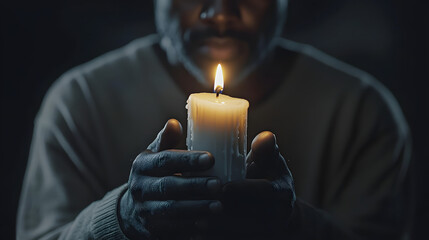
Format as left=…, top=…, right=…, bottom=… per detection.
left=17, top=34, right=412, bottom=239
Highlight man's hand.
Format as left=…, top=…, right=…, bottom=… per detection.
left=200, top=131, right=296, bottom=239
left=119, top=119, right=223, bottom=239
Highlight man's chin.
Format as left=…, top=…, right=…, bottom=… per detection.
left=197, top=46, right=240, bottom=62
left=191, top=52, right=248, bottom=73
left=189, top=58, right=248, bottom=85
left=192, top=39, right=249, bottom=61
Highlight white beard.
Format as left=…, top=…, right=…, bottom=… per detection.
left=159, top=34, right=280, bottom=89
left=156, top=0, right=288, bottom=89
left=160, top=34, right=208, bottom=87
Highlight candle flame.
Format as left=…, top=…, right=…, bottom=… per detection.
left=214, top=64, right=224, bottom=93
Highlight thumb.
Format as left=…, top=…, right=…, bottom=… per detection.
left=147, top=119, right=183, bottom=152
left=246, top=131, right=289, bottom=179
left=251, top=131, right=278, bottom=157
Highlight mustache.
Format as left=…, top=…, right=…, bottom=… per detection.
left=184, top=28, right=253, bottom=44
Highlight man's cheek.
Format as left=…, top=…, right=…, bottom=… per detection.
left=239, top=3, right=274, bottom=28
left=175, top=2, right=203, bottom=26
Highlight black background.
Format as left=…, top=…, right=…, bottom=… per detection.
left=1, top=0, right=428, bottom=239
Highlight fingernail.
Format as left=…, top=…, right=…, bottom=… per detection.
left=198, top=153, right=212, bottom=166
left=206, top=179, right=221, bottom=193
left=209, top=201, right=223, bottom=213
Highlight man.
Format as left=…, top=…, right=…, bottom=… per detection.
left=17, top=0, right=413, bottom=239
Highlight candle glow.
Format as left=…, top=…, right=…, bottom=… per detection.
left=186, top=64, right=249, bottom=183
left=214, top=64, right=224, bottom=94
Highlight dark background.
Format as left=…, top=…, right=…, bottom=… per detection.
left=1, top=0, right=428, bottom=239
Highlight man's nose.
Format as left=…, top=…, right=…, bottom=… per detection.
left=200, top=0, right=240, bottom=27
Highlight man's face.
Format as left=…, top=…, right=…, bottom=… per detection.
left=155, top=0, right=287, bottom=86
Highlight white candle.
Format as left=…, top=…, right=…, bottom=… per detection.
left=186, top=64, right=249, bottom=183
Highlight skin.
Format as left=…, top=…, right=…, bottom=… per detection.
left=155, top=0, right=287, bottom=90
left=120, top=120, right=295, bottom=239
left=119, top=1, right=295, bottom=239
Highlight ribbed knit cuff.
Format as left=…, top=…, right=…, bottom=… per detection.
left=91, top=184, right=129, bottom=240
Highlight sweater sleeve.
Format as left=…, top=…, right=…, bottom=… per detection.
left=16, top=72, right=130, bottom=240
left=58, top=184, right=129, bottom=240
left=287, top=82, right=413, bottom=239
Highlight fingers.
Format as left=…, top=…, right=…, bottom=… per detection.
left=196, top=214, right=287, bottom=239
left=137, top=200, right=222, bottom=235
left=221, top=179, right=294, bottom=220
left=246, top=131, right=290, bottom=179
left=223, top=179, right=274, bottom=200
left=130, top=151, right=220, bottom=201
left=147, top=119, right=183, bottom=152
left=132, top=176, right=221, bottom=201
left=221, top=179, right=277, bottom=216
left=134, top=150, right=214, bottom=176
left=139, top=200, right=222, bottom=219
left=251, top=131, right=277, bottom=156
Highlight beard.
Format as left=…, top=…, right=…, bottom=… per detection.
left=155, top=1, right=287, bottom=87
left=158, top=28, right=280, bottom=88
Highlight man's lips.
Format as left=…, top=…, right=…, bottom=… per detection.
left=196, top=37, right=244, bottom=61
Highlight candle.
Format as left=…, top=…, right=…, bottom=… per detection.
left=186, top=64, right=249, bottom=183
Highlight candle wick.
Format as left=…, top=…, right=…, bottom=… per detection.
left=215, top=86, right=223, bottom=98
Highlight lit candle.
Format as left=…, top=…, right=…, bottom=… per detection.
left=186, top=64, right=250, bottom=183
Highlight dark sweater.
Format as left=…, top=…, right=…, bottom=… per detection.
left=17, top=35, right=413, bottom=239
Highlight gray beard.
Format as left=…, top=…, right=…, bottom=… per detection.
left=160, top=35, right=207, bottom=87
left=155, top=0, right=288, bottom=89
left=159, top=34, right=280, bottom=89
